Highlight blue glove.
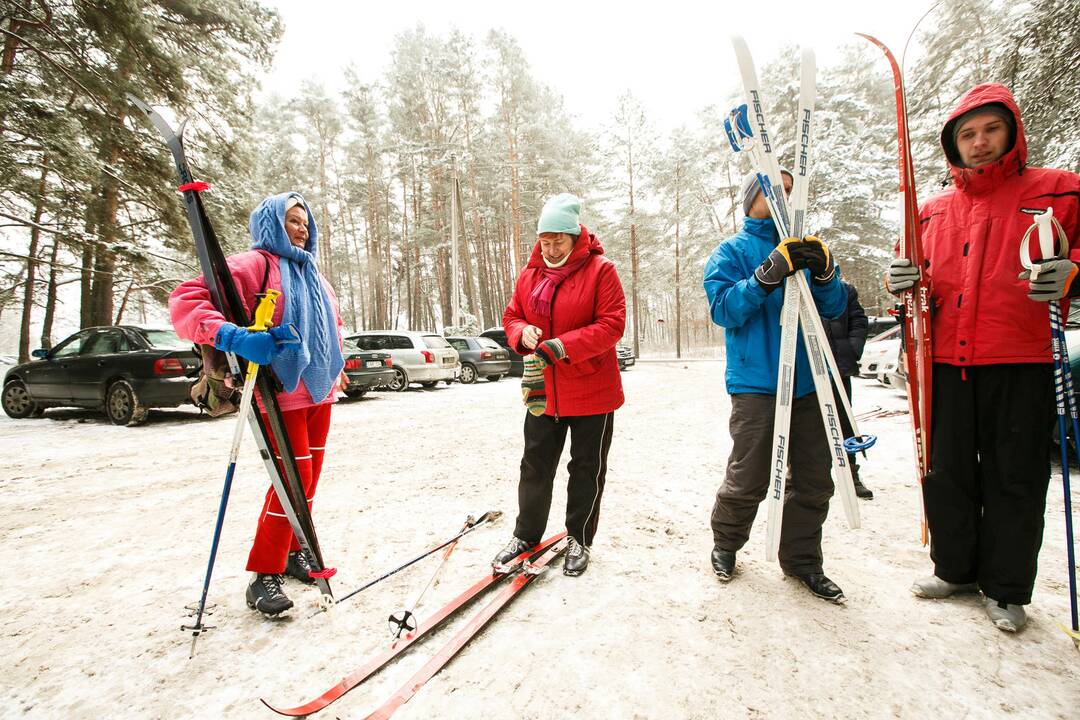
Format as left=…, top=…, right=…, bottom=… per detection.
left=214, top=322, right=300, bottom=366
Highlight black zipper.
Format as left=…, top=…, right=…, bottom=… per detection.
left=549, top=285, right=560, bottom=423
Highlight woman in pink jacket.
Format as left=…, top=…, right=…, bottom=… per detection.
left=170, top=192, right=344, bottom=616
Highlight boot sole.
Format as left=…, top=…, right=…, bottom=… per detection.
left=246, top=597, right=294, bottom=616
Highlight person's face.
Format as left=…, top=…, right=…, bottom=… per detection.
left=748, top=174, right=793, bottom=219
left=955, top=113, right=1011, bottom=168
left=539, top=232, right=575, bottom=263
left=285, top=205, right=309, bottom=249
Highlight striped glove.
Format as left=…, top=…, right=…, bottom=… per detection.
left=520, top=339, right=566, bottom=417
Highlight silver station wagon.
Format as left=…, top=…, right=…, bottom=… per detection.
left=346, top=330, right=459, bottom=391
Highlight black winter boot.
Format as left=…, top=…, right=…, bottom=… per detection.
left=492, top=537, right=531, bottom=570
left=246, top=573, right=294, bottom=615
left=285, top=550, right=316, bottom=584
left=787, top=572, right=846, bottom=604
left=563, top=537, right=590, bottom=576
left=711, top=547, right=736, bottom=581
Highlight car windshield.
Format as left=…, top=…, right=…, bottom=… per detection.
left=476, top=337, right=501, bottom=350
left=142, top=329, right=189, bottom=350
left=343, top=339, right=360, bottom=353
left=422, top=335, right=451, bottom=349
left=867, top=325, right=902, bottom=343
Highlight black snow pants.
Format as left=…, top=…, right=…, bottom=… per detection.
left=924, top=363, right=1055, bottom=605
left=514, top=411, right=614, bottom=547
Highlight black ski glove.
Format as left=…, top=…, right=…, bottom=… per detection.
left=789, top=235, right=835, bottom=284
left=754, top=237, right=805, bottom=293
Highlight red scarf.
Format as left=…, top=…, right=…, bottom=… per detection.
left=527, top=227, right=594, bottom=318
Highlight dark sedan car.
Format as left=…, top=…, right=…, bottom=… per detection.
left=479, top=327, right=524, bottom=377
left=2, top=325, right=199, bottom=425
left=446, top=336, right=512, bottom=383
left=342, top=341, right=395, bottom=398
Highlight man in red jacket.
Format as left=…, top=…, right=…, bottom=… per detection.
left=492, top=193, right=627, bottom=576
left=886, top=84, right=1080, bottom=633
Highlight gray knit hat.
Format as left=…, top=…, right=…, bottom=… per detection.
left=740, top=168, right=794, bottom=217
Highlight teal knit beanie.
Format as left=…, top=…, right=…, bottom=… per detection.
left=536, top=193, right=582, bottom=235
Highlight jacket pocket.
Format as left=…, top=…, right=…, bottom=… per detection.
left=559, top=353, right=605, bottom=378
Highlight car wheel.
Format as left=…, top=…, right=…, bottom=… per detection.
left=487, top=374, right=501, bottom=382
left=388, top=367, right=408, bottom=392
left=345, top=389, right=367, bottom=400
left=421, top=381, right=438, bottom=389
left=460, top=363, right=477, bottom=384
left=2, top=380, right=40, bottom=419
left=105, top=380, right=149, bottom=426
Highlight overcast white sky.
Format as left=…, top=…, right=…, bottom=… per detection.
left=261, top=0, right=941, bottom=133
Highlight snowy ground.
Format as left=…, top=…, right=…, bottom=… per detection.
left=2, top=362, right=1078, bottom=719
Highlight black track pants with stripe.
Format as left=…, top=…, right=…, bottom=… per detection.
left=514, top=411, right=614, bottom=547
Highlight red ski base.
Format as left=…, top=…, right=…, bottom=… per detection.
left=261, top=531, right=567, bottom=717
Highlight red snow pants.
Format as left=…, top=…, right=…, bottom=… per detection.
left=246, top=403, right=332, bottom=574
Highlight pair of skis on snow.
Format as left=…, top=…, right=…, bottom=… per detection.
left=262, top=532, right=570, bottom=717
left=724, top=38, right=874, bottom=560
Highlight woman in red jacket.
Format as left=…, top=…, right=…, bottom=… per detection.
left=492, top=193, right=627, bottom=576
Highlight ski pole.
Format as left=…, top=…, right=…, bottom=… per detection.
left=388, top=515, right=474, bottom=639
left=1021, top=209, right=1079, bottom=645
left=317, top=511, right=502, bottom=616
left=183, top=289, right=282, bottom=658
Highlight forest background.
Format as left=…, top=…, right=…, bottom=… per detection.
left=1, top=0, right=1078, bottom=362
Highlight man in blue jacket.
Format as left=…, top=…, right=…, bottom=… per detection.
left=704, top=171, right=849, bottom=603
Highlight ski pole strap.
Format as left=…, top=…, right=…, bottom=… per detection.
left=178, top=181, right=211, bottom=193
left=309, top=567, right=337, bottom=579
left=844, top=434, right=877, bottom=453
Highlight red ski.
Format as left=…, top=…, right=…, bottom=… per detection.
left=858, top=33, right=934, bottom=544
left=362, top=536, right=570, bottom=720
left=261, top=531, right=567, bottom=716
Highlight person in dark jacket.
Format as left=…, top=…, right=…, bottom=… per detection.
left=886, top=83, right=1080, bottom=633
left=821, top=280, right=873, bottom=499
left=704, top=171, right=850, bottom=603
left=491, top=193, right=627, bottom=577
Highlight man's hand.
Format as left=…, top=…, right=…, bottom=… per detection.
left=754, top=237, right=804, bottom=293
left=790, top=235, right=835, bottom=284
left=885, top=258, right=921, bottom=295
left=1019, top=259, right=1080, bottom=301
left=522, top=325, right=542, bottom=350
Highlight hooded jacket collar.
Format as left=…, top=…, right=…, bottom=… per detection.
left=743, top=216, right=779, bottom=242
left=940, top=83, right=1027, bottom=195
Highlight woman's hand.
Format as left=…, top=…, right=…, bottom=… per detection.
left=522, top=325, right=542, bottom=350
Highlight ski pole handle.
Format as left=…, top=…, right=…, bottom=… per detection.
left=1020, top=208, right=1067, bottom=280
left=249, top=289, right=281, bottom=333
left=242, top=289, right=282, bottom=382
left=1036, top=207, right=1057, bottom=265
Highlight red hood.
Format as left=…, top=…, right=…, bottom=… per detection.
left=940, top=83, right=1027, bottom=191
left=526, top=224, right=604, bottom=268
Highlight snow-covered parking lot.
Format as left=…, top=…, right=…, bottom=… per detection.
left=2, top=362, right=1078, bottom=719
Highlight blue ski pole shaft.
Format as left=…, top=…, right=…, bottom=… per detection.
left=1048, top=301, right=1079, bottom=636
left=184, top=290, right=282, bottom=657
